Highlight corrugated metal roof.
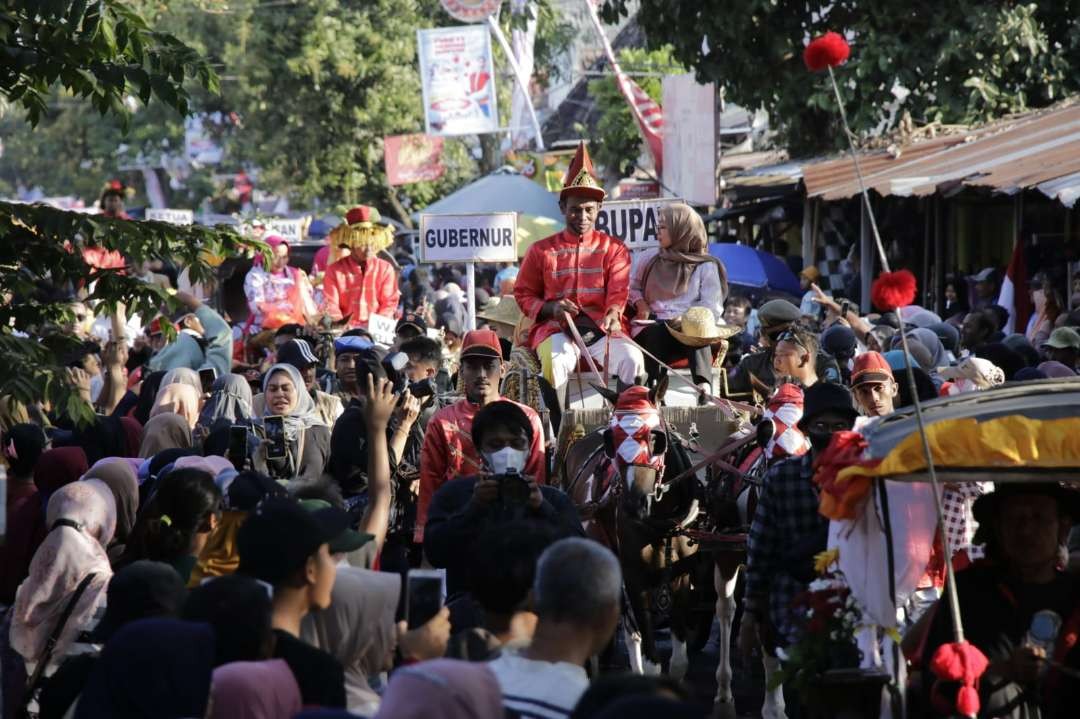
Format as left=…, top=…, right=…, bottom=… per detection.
left=802, top=102, right=1080, bottom=206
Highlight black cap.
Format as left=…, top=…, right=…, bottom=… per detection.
left=237, top=498, right=350, bottom=586
left=224, top=470, right=288, bottom=512
left=277, top=339, right=319, bottom=370
left=397, top=312, right=428, bottom=335
left=91, top=561, right=188, bottom=642
left=798, top=381, right=859, bottom=431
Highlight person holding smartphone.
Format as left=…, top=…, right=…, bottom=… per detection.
left=252, top=363, right=330, bottom=485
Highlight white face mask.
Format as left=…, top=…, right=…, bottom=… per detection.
left=484, top=446, right=527, bottom=475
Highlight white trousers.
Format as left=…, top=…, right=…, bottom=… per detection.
left=548, top=332, right=645, bottom=389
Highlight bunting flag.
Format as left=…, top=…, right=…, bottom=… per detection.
left=997, top=239, right=1031, bottom=335
left=582, top=0, right=664, bottom=173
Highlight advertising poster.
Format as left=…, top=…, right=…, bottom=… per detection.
left=417, top=25, right=499, bottom=137
left=384, top=134, right=445, bottom=186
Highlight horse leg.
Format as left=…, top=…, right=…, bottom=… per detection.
left=761, top=653, right=788, bottom=719
left=624, top=613, right=645, bottom=674
left=712, top=562, right=739, bottom=719
left=668, top=574, right=690, bottom=681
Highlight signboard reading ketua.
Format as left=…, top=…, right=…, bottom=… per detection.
left=419, top=212, right=518, bottom=263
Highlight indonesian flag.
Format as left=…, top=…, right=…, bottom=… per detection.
left=583, top=0, right=664, bottom=173
left=996, top=240, right=1032, bottom=335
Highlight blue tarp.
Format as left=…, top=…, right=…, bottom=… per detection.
left=413, top=169, right=561, bottom=222
left=708, top=243, right=801, bottom=295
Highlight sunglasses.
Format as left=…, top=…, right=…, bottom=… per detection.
left=776, top=330, right=809, bottom=352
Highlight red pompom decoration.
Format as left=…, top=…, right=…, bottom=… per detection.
left=930, top=641, right=989, bottom=719
left=870, top=270, right=917, bottom=311
left=803, top=31, right=851, bottom=72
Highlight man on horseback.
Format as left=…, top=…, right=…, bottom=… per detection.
left=514, top=141, right=645, bottom=399
left=414, top=330, right=547, bottom=543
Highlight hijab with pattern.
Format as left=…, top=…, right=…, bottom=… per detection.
left=641, top=203, right=727, bottom=304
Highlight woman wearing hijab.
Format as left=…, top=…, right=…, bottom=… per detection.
left=161, top=367, right=202, bottom=393
left=243, top=234, right=318, bottom=332
left=137, top=413, right=193, bottom=459
left=150, top=382, right=201, bottom=430
left=302, top=567, right=400, bottom=715
left=375, top=659, right=503, bottom=719
left=208, top=659, right=302, bottom=719
left=252, top=363, right=330, bottom=484
left=81, top=460, right=139, bottom=565
left=10, top=480, right=115, bottom=709
left=74, top=618, right=215, bottom=719
left=629, top=203, right=728, bottom=390
left=196, top=373, right=254, bottom=435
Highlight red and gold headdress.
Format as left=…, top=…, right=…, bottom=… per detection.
left=328, top=205, right=394, bottom=252
left=559, top=141, right=606, bottom=203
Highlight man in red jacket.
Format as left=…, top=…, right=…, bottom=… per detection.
left=414, top=329, right=546, bottom=542
left=321, top=206, right=400, bottom=328
left=514, top=142, right=644, bottom=394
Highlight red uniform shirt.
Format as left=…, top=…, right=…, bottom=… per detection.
left=514, top=229, right=631, bottom=348
left=414, top=397, right=546, bottom=542
left=321, top=255, right=400, bottom=328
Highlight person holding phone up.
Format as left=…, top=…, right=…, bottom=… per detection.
left=253, top=363, right=331, bottom=485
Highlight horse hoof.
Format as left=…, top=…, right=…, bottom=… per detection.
left=643, top=660, right=662, bottom=677
left=668, top=656, right=689, bottom=681
left=761, top=706, right=788, bottom=719
left=711, top=700, right=737, bottom=719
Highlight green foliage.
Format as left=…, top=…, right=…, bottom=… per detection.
left=599, top=0, right=1080, bottom=154
left=586, top=46, right=683, bottom=179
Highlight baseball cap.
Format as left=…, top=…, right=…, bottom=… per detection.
left=299, top=499, right=373, bottom=554
left=237, top=498, right=351, bottom=586
left=971, top=267, right=996, bottom=282
left=397, top=312, right=428, bottom=335
left=851, top=351, right=894, bottom=387
left=334, top=334, right=375, bottom=355
left=1042, top=326, right=1080, bottom=351
left=277, top=338, right=319, bottom=370
left=460, top=329, right=502, bottom=359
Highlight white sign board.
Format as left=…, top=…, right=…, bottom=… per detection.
left=662, top=74, right=717, bottom=206
left=266, top=217, right=310, bottom=243
left=367, top=313, right=397, bottom=346
left=419, top=212, right=518, bottom=263
left=593, top=198, right=683, bottom=251
left=145, top=208, right=194, bottom=225
left=417, top=25, right=499, bottom=136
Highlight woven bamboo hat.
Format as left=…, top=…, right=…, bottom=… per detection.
left=666, top=306, right=741, bottom=347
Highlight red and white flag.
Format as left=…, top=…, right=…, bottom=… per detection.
left=996, top=240, right=1032, bottom=334
left=583, top=0, right=664, bottom=173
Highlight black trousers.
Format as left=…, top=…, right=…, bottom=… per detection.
left=634, top=321, right=713, bottom=386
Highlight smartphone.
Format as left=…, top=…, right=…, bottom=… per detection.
left=406, top=569, right=444, bottom=629
left=198, top=367, right=217, bottom=395
left=227, top=425, right=248, bottom=471
left=263, top=415, right=287, bottom=460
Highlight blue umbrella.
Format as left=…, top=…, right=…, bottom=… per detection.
left=708, top=243, right=801, bottom=295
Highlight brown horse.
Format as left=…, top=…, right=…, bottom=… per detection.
left=560, top=378, right=703, bottom=678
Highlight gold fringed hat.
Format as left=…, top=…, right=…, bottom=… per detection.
left=329, top=205, right=394, bottom=252
left=559, top=141, right=606, bottom=203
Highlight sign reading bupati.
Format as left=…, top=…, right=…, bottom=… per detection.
left=594, top=198, right=682, bottom=251
left=419, top=213, right=517, bottom=263
left=417, top=25, right=498, bottom=137
left=266, top=217, right=310, bottom=243
left=439, top=0, right=501, bottom=22
left=145, top=208, right=194, bottom=225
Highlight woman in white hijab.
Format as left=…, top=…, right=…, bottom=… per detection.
left=252, top=363, right=330, bottom=485
left=302, top=567, right=400, bottom=716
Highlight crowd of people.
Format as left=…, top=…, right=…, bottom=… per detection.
left=3, top=142, right=1080, bottom=718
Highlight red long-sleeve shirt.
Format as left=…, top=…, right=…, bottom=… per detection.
left=514, top=229, right=631, bottom=348
left=414, top=397, right=546, bottom=542
left=321, top=255, right=400, bottom=327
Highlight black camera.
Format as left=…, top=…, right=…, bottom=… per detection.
left=383, top=351, right=437, bottom=401
left=493, top=469, right=531, bottom=506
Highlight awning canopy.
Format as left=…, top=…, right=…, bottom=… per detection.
left=413, top=168, right=562, bottom=223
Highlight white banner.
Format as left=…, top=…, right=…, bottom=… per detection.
left=419, top=212, right=518, bottom=263
left=417, top=25, right=499, bottom=137
left=508, top=0, right=538, bottom=150
left=662, top=74, right=716, bottom=206
left=367, top=313, right=397, bottom=346
left=266, top=217, right=310, bottom=243
left=145, top=208, right=194, bottom=225
left=593, top=198, right=683, bottom=251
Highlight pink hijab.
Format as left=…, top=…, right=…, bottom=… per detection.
left=150, top=383, right=201, bottom=429
left=376, top=659, right=503, bottom=719
left=10, top=481, right=116, bottom=665
left=209, top=660, right=301, bottom=719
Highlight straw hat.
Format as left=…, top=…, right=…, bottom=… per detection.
left=665, top=307, right=740, bottom=348
left=477, top=295, right=524, bottom=328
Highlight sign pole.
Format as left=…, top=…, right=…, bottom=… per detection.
left=466, top=262, right=478, bottom=331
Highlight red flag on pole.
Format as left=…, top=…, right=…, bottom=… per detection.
left=996, top=240, right=1032, bottom=335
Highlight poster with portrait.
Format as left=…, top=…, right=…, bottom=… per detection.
left=417, top=25, right=499, bottom=137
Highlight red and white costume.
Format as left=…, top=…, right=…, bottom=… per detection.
left=320, top=206, right=400, bottom=328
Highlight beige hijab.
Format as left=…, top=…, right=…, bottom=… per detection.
left=150, top=383, right=201, bottom=430
left=642, top=203, right=728, bottom=303
left=302, top=567, right=400, bottom=716
left=138, top=413, right=193, bottom=458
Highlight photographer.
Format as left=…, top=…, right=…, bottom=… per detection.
left=422, top=400, right=580, bottom=601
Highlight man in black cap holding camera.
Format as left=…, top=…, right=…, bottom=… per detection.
left=740, top=382, right=859, bottom=659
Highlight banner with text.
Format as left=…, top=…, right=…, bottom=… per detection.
left=145, top=208, right=194, bottom=225
left=594, top=198, right=682, bottom=251
left=385, top=134, right=445, bottom=185
left=419, top=212, right=518, bottom=263
left=417, top=25, right=499, bottom=137
left=266, top=217, right=311, bottom=243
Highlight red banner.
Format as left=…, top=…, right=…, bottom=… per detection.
left=384, top=134, right=445, bottom=186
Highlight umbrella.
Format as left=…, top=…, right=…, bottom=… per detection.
left=708, top=243, right=801, bottom=295
left=413, top=168, right=562, bottom=223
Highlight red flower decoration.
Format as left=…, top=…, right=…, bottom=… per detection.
left=871, top=269, right=917, bottom=311
left=803, top=31, right=851, bottom=72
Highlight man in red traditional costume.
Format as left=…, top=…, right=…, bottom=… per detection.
left=514, top=142, right=645, bottom=394
left=321, top=206, right=400, bottom=329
